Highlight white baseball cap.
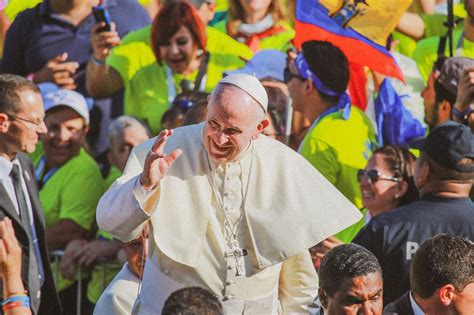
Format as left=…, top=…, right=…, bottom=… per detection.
left=42, top=89, right=90, bottom=125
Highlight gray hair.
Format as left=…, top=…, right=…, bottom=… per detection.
left=108, top=115, right=151, bottom=147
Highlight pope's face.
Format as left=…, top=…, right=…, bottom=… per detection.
left=203, top=86, right=267, bottom=163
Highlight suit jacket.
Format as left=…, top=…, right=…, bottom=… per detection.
left=0, top=153, right=61, bottom=315
left=383, top=291, right=414, bottom=315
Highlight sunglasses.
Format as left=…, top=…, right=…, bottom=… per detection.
left=284, top=67, right=305, bottom=84
left=357, top=169, right=401, bottom=185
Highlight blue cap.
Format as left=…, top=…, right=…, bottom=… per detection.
left=225, top=49, right=286, bottom=82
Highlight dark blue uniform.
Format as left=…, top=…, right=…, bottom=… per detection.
left=353, top=194, right=474, bottom=305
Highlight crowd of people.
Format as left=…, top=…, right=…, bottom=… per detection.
left=0, top=0, right=473, bottom=314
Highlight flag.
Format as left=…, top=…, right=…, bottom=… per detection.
left=374, top=79, right=426, bottom=146
left=294, top=0, right=404, bottom=82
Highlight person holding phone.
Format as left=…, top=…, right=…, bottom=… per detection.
left=86, top=0, right=254, bottom=134
left=0, top=0, right=151, bottom=158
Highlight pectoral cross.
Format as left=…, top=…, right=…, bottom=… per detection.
left=227, top=240, right=248, bottom=276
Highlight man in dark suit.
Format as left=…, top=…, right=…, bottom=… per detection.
left=0, top=74, right=61, bottom=314
left=385, top=234, right=474, bottom=315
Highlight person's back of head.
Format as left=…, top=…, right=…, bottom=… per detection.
left=411, top=234, right=474, bottom=315
left=301, top=40, right=350, bottom=105
left=319, top=244, right=383, bottom=315
left=161, top=286, right=223, bottom=315
left=411, top=121, right=474, bottom=194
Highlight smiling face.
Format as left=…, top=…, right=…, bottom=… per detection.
left=202, top=85, right=267, bottom=163
left=3, top=90, right=47, bottom=156
left=323, top=273, right=383, bottom=315
left=41, top=106, right=88, bottom=169
left=359, top=153, right=402, bottom=217
left=159, top=26, right=200, bottom=75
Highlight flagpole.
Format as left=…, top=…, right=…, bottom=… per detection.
left=447, top=0, right=454, bottom=57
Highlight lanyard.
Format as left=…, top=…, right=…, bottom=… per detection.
left=35, top=156, right=59, bottom=189
left=165, top=63, right=209, bottom=106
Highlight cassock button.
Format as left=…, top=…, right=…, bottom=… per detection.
left=227, top=265, right=233, bottom=270
left=224, top=191, right=231, bottom=197
left=223, top=294, right=233, bottom=301
left=224, top=206, right=230, bottom=211
left=226, top=176, right=232, bottom=181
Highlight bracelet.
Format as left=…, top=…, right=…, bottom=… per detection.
left=3, top=291, right=28, bottom=300
left=453, top=106, right=469, bottom=119
left=91, top=55, right=106, bottom=65
left=2, top=295, right=30, bottom=312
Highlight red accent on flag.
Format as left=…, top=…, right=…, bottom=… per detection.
left=294, top=20, right=404, bottom=82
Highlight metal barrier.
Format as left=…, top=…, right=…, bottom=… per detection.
left=49, top=251, right=122, bottom=315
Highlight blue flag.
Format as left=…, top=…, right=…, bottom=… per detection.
left=375, top=79, right=426, bottom=146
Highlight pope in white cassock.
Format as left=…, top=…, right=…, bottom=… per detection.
left=96, top=73, right=362, bottom=314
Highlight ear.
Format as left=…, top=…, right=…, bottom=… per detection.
left=438, top=284, right=456, bottom=306
left=439, top=100, right=453, bottom=121
left=252, top=118, right=270, bottom=140
left=395, top=180, right=408, bottom=199
left=0, top=113, right=10, bottom=133
left=318, top=288, right=329, bottom=310
left=304, top=79, right=314, bottom=95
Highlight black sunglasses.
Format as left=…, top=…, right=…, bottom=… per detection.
left=357, top=169, right=401, bottom=185
left=284, top=67, right=305, bottom=84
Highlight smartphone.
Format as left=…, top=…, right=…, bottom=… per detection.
left=92, top=6, right=112, bottom=32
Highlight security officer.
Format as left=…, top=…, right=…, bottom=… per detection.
left=353, top=121, right=474, bottom=305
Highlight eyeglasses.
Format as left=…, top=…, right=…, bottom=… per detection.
left=284, top=67, right=305, bottom=84
left=6, top=113, right=45, bottom=127
left=357, top=169, right=401, bottom=185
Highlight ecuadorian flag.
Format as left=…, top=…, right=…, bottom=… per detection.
left=294, top=0, right=404, bottom=82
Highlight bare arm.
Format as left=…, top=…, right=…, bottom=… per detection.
left=45, top=219, right=89, bottom=251
left=0, top=218, right=32, bottom=315
left=86, top=22, right=124, bottom=98
left=396, top=12, right=425, bottom=40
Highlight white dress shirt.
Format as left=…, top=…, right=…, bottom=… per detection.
left=409, top=291, right=425, bottom=315
left=0, top=156, right=35, bottom=221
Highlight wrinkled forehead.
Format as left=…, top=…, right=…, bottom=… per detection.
left=208, top=85, right=260, bottom=125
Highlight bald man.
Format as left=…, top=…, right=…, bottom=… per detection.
left=96, top=74, right=362, bottom=314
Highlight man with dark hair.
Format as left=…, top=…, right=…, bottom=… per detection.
left=162, top=287, right=223, bottom=315
left=286, top=40, right=377, bottom=243
left=318, top=244, right=383, bottom=315
left=354, top=121, right=474, bottom=305
left=421, top=56, right=474, bottom=129
left=0, top=74, right=61, bottom=314
left=384, top=234, right=474, bottom=314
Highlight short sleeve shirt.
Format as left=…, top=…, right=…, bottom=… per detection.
left=33, top=147, right=105, bottom=231
left=300, top=106, right=377, bottom=243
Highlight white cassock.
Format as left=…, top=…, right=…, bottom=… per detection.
left=94, top=263, right=140, bottom=315
left=96, top=123, right=362, bottom=314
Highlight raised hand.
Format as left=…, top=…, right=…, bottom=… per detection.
left=0, top=218, right=24, bottom=296
left=455, top=67, right=474, bottom=114
left=90, top=22, right=120, bottom=63
left=140, top=129, right=183, bottom=191
left=33, top=52, right=80, bottom=90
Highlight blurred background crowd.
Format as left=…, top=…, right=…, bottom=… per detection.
left=0, top=0, right=473, bottom=314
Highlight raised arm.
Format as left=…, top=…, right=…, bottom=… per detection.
left=96, top=130, right=182, bottom=241
left=86, top=22, right=124, bottom=98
